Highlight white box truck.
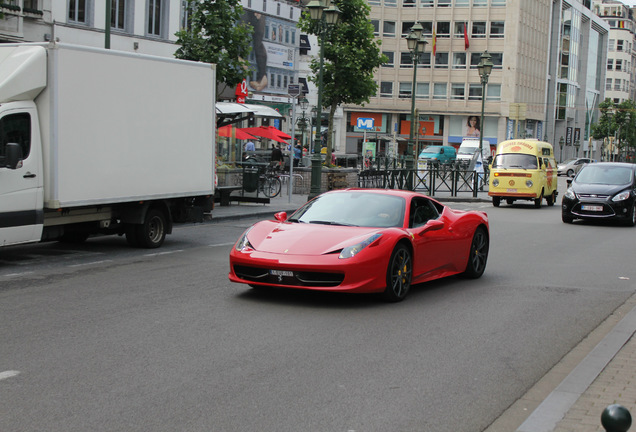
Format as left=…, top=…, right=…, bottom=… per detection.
left=0, top=42, right=216, bottom=248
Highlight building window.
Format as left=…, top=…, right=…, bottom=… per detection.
left=468, top=84, right=482, bottom=100
left=451, top=83, right=465, bottom=100
left=472, top=0, right=487, bottom=6
left=147, top=0, right=167, bottom=37
left=384, top=0, right=397, bottom=7
left=416, top=82, right=429, bottom=98
left=421, top=0, right=434, bottom=6
left=111, top=0, right=132, bottom=32
left=472, top=21, right=486, bottom=38
left=276, top=3, right=280, bottom=14
left=490, top=52, right=503, bottom=69
left=368, top=0, right=381, bottom=5
left=486, top=84, right=501, bottom=101
left=452, top=52, right=466, bottom=69
left=453, top=22, right=465, bottom=37
left=68, top=0, right=92, bottom=24
left=383, top=51, right=395, bottom=67
left=614, top=80, right=621, bottom=91
left=490, top=21, right=504, bottom=38
left=454, top=0, right=469, bottom=5
left=491, top=0, right=506, bottom=5
left=607, top=59, right=614, bottom=70
left=24, top=0, right=40, bottom=11
left=383, top=21, right=396, bottom=37
left=399, top=82, right=412, bottom=98
left=609, top=39, right=615, bottom=51
left=380, top=82, right=394, bottom=97
left=421, top=21, right=433, bottom=36
left=433, top=83, right=447, bottom=99
left=617, top=40, right=624, bottom=51
left=616, top=59, right=623, bottom=71
left=606, top=78, right=612, bottom=91
left=434, top=52, right=449, bottom=68
left=437, top=21, right=450, bottom=38
left=437, top=0, right=451, bottom=6
left=403, top=0, right=416, bottom=7
left=371, top=20, right=380, bottom=36
left=402, top=21, right=414, bottom=36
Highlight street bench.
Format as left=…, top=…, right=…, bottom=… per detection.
left=215, top=186, right=242, bottom=206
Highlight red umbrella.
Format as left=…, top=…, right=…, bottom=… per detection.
left=240, top=126, right=292, bottom=141
left=218, top=125, right=257, bottom=140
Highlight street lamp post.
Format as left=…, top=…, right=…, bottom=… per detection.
left=307, top=0, right=341, bottom=199
left=404, top=23, right=427, bottom=190
left=559, top=136, right=565, bottom=162
left=477, top=51, right=493, bottom=159
left=297, top=97, right=309, bottom=149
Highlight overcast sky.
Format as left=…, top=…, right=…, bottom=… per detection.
left=620, top=0, right=636, bottom=7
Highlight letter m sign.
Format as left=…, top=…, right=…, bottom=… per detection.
left=357, top=118, right=374, bottom=130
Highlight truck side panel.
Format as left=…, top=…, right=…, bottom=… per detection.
left=37, top=44, right=215, bottom=209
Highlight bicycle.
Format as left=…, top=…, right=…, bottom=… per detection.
left=259, top=165, right=282, bottom=198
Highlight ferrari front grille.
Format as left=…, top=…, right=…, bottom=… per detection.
left=233, top=265, right=344, bottom=287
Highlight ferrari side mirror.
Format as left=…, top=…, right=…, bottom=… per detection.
left=274, top=212, right=288, bottom=222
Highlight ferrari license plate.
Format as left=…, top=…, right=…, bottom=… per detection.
left=582, top=204, right=604, bottom=212
left=270, top=270, right=293, bottom=277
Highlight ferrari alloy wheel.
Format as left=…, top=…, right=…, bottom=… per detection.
left=383, top=244, right=412, bottom=302
left=462, top=227, right=489, bottom=279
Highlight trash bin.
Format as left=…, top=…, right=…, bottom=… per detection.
left=243, top=167, right=259, bottom=193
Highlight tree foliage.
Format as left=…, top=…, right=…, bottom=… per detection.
left=592, top=98, right=636, bottom=154
left=298, top=0, right=387, bottom=164
left=175, top=0, right=252, bottom=97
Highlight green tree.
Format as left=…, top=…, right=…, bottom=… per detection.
left=592, top=99, right=636, bottom=159
left=299, top=0, right=387, bottom=165
left=175, top=0, right=252, bottom=98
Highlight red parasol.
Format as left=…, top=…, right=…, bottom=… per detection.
left=240, top=126, right=292, bottom=141
left=218, top=125, right=257, bottom=140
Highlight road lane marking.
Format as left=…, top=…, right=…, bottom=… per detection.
left=143, top=250, right=184, bottom=257
left=208, top=242, right=235, bottom=248
left=69, top=260, right=113, bottom=268
left=0, top=370, right=20, bottom=381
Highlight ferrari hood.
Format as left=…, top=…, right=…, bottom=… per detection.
left=247, top=221, right=383, bottom=255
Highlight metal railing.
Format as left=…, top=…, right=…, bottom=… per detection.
left=358, top=162, right=489, bottom=197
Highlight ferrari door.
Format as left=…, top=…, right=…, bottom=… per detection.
left=408, top=197, right=453, bottom=279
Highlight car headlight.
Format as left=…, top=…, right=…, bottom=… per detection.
left=526, top=180, right=533, bottom=188
left=235, top=227, right=254, bottom=251
left=564, top=188, right=576, bottom=200
left=612, top=191, right=631, bottom=202
left=339, top=233, right=382, bottom=259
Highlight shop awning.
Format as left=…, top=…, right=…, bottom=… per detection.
left=216, top=102, right=283, bottom=128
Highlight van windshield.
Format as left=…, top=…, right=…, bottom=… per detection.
left=492, top=153, right=538, bottom=169
left=422, top=146, right=441, bottom=154
left=458, top=146, right=478, bottom=155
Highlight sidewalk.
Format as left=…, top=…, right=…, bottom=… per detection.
left=212, top=188, right=636, bottom=432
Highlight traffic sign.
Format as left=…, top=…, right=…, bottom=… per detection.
left=357, top=118, right=374, bottom=130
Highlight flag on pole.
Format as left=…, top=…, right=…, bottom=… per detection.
left=432, top=28, right=437, bottom=56
left=464, top=22, right=470, bottom=50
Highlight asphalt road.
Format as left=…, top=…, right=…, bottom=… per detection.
left=1, top=189, right=635, bottom=432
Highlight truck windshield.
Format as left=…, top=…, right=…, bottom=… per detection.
left=492, top=153, right=537, bottom=169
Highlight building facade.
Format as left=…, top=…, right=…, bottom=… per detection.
left=337, top=0, right=609, bottom=163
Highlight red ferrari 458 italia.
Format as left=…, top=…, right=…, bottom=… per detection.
left=229, top=189, right=489, bottom=302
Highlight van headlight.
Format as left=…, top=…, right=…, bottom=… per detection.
left=492, top=179, right=499, bottom=187
left=612, top=191, right=631, bottom=202
left=526, top=180, right=533, bottom=188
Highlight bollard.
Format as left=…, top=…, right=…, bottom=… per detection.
left=601, top=404, right=632, bottom=432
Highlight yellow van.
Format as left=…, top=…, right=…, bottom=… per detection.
left=488, top=139, right=558, bottom=208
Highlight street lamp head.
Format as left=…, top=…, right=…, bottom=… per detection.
left=477, top=50, right=493, bottom=82
left=307, top=0, right=325, bottom=21
left=324, top=3, right=341, bottom=25
left=299, top=97, right=309, bottom=111
left=409, top=22, right=424, bottom=40
left=406, top=32, right=418, bottom=51
left=417, top=38, right=428, bottom=52
left=559, top=136, right=565, bottom=147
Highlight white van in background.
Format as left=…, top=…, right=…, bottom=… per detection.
left=457, top=138, right=492, bottom=165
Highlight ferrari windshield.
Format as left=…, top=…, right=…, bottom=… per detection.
left=491, top=153, right=538, bottom=169
left=288, top=192, right=406, bottom=228
left=576, top=165, right=633, bottom=185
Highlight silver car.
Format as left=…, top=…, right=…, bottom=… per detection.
left=557, top=158, right=594, bottom=177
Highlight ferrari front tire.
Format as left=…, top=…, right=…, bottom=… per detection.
left=383, top=243, right=412, bottom=302
left=462, top=227, right=489, bottom=279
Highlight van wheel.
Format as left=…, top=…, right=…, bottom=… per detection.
left=135, top=208, right=167, bottom=248
left=492, top=197, right=500, bottom=207
left=534, top=192, right=543, bottom=209
left=506, top=198, right=514, bottom=205
left=546, top=191, right=557, bottom=206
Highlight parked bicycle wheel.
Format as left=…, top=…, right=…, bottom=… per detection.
left=260, top=176, right=282, bottom=198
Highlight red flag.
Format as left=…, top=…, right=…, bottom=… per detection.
left=432, top=29, right=437, bottom=56
left=464, top=22, right=470, bottom=50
